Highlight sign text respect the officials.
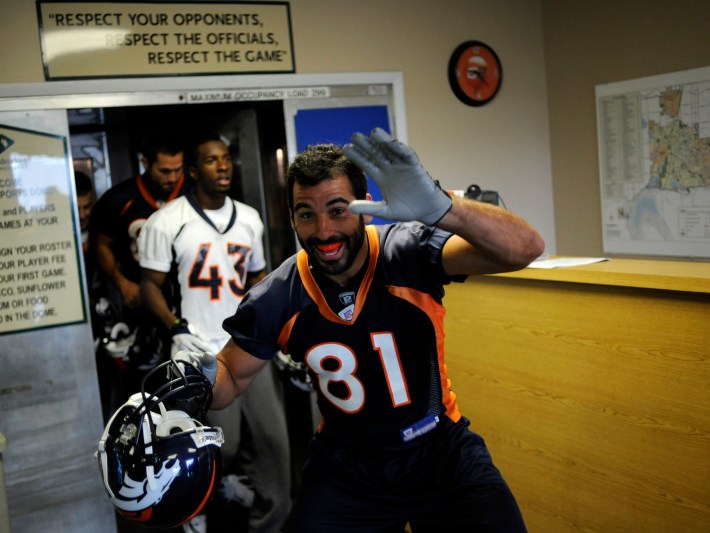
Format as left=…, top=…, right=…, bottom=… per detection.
left=37, top=2, right=295, bottom=79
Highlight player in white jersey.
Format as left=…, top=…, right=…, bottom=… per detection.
left=138, top=133, right=292, bottom=533
left=139, top=191, right=265, bottom=352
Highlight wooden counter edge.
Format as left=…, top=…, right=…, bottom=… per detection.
left=487, top=258, right=710, bottom=294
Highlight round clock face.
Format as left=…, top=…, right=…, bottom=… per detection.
left=448, top=41, right=503, bottom=106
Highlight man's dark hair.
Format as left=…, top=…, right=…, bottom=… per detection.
left=286, top=144, right=367, bottom=213
left=140, top=131, right=184, bottom=165
left=184, top=132, right=226, bottom=169
left=74, top=170, right=93, bottom=197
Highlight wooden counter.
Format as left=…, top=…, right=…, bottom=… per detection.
left=495, top=257, right=710, bottom=293
left=443, top=258, right=709, bottom=532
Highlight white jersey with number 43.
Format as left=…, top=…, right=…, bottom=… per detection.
left=138, top=194, right=266, bottom=350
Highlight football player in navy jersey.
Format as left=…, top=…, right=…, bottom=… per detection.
left=178, top=128, right=545, bottom=532
left=90, top=133, right=188, bottom=411
left=92, top=133, right=186, bottom=311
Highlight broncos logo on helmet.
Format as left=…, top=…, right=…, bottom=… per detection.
left=96, top=358, right=223, bottom=528
left=115, top=460, right=180, bottom=509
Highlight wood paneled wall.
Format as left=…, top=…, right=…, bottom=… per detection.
left=443, top=275, right=709, bottom=532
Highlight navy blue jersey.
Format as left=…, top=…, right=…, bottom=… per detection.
left=92, top=173, right=187, bottom=283
left=223, top=223, right=467, bottom=450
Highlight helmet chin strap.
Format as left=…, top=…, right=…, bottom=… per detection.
left=97, top=440, right=116, bottom=500
left=97, top=393, right=144, bottom=500
left=141, top=401, right=170, bottom=492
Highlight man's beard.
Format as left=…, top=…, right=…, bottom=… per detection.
left=299, top=218, right=367, bottom=277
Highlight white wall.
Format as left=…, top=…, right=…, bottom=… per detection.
left=0, top=0, right=556, bottom=252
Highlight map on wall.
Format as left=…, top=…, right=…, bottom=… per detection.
left=595, top=66, right=710, bottom=258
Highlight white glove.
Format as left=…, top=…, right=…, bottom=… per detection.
left=171, top=332, right=213, bottom=355
left=171, top=350, right=218, bottom=385
left=343, top=127, right=453, bottom=225
left=170, top=319, right=213, bottom=356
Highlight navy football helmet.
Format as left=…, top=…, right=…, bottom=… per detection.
left=97, top=358, right=223, bottom=528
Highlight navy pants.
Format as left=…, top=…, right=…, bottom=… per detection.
left=291, top=417, right=527, bottom=532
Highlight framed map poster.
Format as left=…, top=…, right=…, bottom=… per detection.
left=595, top=66, right=710, bottom=258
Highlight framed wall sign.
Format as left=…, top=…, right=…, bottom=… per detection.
left=36, top=1, right=295, bottom=80
left=448, top=40, right=503, bottom=106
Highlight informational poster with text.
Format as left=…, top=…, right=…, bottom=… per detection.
left=0, top=125, right=86, bottom=334
left=37, top=1, right=294, bottom=79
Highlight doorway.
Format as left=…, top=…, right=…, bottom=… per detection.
left=69, top=99, right=295, bottom=271
left=0, top=72, right=406, bottom=533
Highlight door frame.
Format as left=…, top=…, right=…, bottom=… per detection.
left=0, top=71, right=408, bottom=142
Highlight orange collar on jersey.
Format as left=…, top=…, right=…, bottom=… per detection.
left=296, top=225, right=379, bottom=325
left=136, top=173, right=185, bottom=210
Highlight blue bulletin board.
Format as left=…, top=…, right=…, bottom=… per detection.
left=293, top=105, right=393, bottom=225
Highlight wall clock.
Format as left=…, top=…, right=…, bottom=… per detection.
left=448, top=41, right=503, bottom=106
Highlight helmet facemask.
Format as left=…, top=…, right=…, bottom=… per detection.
left=97, top=359, right=224, bottom=528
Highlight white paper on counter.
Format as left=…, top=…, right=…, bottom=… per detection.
left=528, top=257, right=610, bottom=269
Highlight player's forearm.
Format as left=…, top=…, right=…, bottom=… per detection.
left=94, top=238, right=137, bottom=296
left=140, top=275, right=176, bottom=330
left=95, top=245, right=123, bottom=284
left=438, top=196, right=545, bottom=273
left=210, top=361, right=239, bottom=410
left=211, top=340, right=266, bottom=409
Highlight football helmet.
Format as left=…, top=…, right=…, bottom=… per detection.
left=97, top=358, right=223, bottom=528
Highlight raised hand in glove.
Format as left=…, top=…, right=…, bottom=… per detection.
left=343, top=127, right=452, bottom=226
left=171, top=350, right=218, bottom=385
